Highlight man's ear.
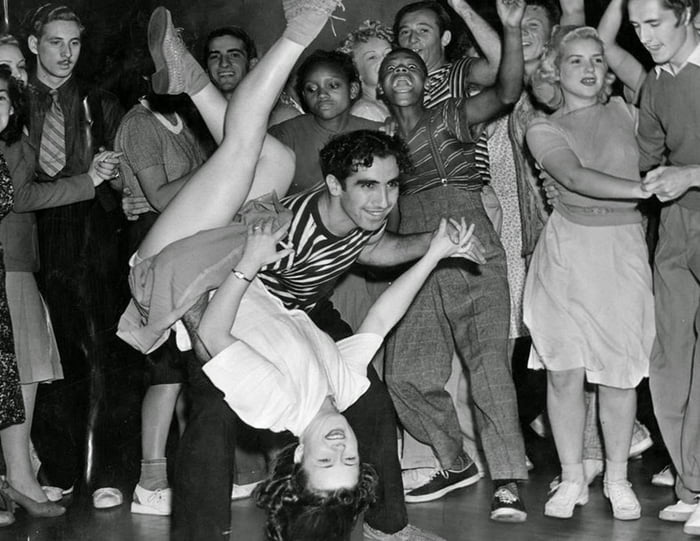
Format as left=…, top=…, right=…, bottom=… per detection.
left=293, top=443, right=304, bottom=464
left=326, top=174, right=344, bottom=196
left=28, top=35, right=39, bottom=56
left=249, top=57, right=259, bottom=70
left=441, top=30, right=452, bottom=49
left=681, top=7, right=694, bottom=25
left=349, top=81, right=360, bottom=100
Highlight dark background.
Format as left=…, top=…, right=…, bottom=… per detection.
left=2, top=0, right=650, bottom=107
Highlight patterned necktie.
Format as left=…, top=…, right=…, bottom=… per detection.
left=39, top=89, right=66, bottom=177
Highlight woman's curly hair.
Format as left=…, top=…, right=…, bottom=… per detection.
left=531, top=25, right=615, bottom=111
left=0, top=64, right=26, bottom=146
left=253, top=444, right=378, bottom=541
left=337, top=20, right=394, bottom=56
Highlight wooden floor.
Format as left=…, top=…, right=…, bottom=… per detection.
left=0, top=440, right=694, bottom=541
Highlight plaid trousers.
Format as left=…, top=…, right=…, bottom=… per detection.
left=385, top=186, right=527, bottom=480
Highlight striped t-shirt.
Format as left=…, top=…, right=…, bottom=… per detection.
left=258, top=187, right=385, bottom=311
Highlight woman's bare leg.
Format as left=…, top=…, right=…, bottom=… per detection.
left=547, top=368, right=585, bottom=482
left=1, top=383, right=48, bottom=502
left=138, top=5, right=330, bottom=259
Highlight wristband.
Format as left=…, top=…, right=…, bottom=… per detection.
left=231, top=269, right=253, bottom=283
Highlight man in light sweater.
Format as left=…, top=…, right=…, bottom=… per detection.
left=628, top=0, right=700, bottom=536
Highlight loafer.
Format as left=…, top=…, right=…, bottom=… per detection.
left=231, top=481, right=261, bottom=501
left=651, top=464, right=675, bottom=487
left=92, top=487, right=123, bottom=509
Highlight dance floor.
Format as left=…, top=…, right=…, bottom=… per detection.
left=0, top=438, right=691, bottom=541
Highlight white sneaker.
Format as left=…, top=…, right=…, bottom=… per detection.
left=130, top=484, right=172, bottom=516
left=659, top=499, right=698, bottom=522
left=684, top=502, right=700, bottom=535
left=544, top=480, right=588, bottom=519
left=651, top=464, right=675, bottom=487
left=231, top=480, right=261, bottom=501
left=604, top=480, right=641, bottom=520
left=402, top=468, right=437, bottom=493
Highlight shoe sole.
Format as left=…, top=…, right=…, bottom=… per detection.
left=147, top=7, right=171, bottom=94
left=684, top=523, right=700, bottom=535
left=130, top=501, right=171, bottom=516
left=490, top=509, right=527, bottom=523
left=404, top=471, right=483, bottom=503
left=611, top=510, right=641, bottom=520
left=659, top=509, right=695, bottom=522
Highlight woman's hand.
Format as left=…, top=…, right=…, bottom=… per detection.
left=89, top=149, right=123, bottom=186
left=428, top=217, right=487, bottom=264
left=236, top=219, right=294, bottom=277
left=540, top=169, right=560, bottom=207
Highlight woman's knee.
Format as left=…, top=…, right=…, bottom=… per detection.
left=547, top=368, right=584, bottom=394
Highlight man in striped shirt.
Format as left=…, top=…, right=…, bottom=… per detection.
left=379, top=0, right=530, bottom=522
left=394, top=0, right=500, bottom=183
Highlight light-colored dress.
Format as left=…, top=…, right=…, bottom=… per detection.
left=523, top=98, right=654, bottom=389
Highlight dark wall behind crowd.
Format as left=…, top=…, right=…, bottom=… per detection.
left=3, top=0, right=646, bottom=108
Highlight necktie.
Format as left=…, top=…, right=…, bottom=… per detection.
left=39, top=89, right=66, bottom=177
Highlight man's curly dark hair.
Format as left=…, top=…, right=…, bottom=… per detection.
left=319, top=129, right=413, bottom=188
left=253, top=444, right=378, bottom=541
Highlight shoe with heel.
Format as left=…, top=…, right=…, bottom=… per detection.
left=0, top=484, right=14, bottom=526
left=4, top=482, right=65, bottom=517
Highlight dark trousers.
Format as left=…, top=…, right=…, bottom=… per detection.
left=173, top=355, right=238, bottom=541
left=309, top=299, right=407, bottom=534
left=34, top=196, right=142, bottom=491
left=172, top=299, right=407, bottom=540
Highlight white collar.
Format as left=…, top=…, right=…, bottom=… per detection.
left=138, top=98, right=183, bottom=134
left=655, top=39, right=700, bottom=77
